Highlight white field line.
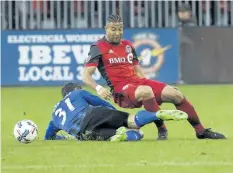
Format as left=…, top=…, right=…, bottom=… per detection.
left=2, top=162, right=233, bottom=170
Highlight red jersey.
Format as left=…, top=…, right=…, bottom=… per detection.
left=85, top=37, right=142, bottom=92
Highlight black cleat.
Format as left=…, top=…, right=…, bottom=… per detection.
left=157, top=131, right=168, bottom=140
left=196, top=128, right=226, bottom=139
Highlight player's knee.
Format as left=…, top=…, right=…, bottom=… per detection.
left=135, top=85, right=154, bottom=100
left=162, top=86, right=184, bottom=104
left=171, top=88, right=184, bottom=104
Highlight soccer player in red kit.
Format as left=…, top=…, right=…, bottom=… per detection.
left=83, top=14, right=226, bottom=140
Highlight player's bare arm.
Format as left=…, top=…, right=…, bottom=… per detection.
left=83, top=66, right=98, bottom=90
left=134, top=64, right=147, bottom=78
left=83, top=66, right=111, bottom=100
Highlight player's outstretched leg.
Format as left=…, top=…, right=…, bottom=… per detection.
left=110, top=109, right=188, bottom=142
left=161, top=85, right=226, bottom=139
left=131, top=110, right=187, bottom=128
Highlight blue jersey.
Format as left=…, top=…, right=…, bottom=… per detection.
left=44, top=90, right=116, bottom=140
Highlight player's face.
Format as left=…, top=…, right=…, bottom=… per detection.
left=105, top=22, right=123, bottom=44
left=178, top=11, right=191, bottom=20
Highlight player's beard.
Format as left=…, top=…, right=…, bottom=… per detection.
left=112, top=36, right=122, bottom=44
left=108, top=34, right=122, bottom=44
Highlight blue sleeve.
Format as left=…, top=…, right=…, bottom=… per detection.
left=44, top=121, right=67, bottom=140
left=80, top=90, right=116, bottom=110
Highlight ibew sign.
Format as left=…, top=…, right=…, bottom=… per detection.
left=1, top=30, right=105, bottom=86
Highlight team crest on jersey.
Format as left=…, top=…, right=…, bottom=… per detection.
left=125, top=45, right=132, bottom=53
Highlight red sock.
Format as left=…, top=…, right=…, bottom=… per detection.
left=143, top=97, right=160, bottom=112
left=176, top=98, right=205, bottom=133
left=143, top=98, right=167, bottom=132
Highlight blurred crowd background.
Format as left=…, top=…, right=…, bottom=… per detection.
left=1, top=0, right=233, bottom=30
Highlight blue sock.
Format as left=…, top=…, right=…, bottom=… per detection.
left=126, top=130, right=143, bottom=141
left=134, top=110, right=159, bottom=127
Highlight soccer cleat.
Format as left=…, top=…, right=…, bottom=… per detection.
left=110, top=127, right=127, bottom=142
left=157, top=130, right=168, bottom=140
left=196, top=128, right=226, bottom=139
left=156, top=110, right=188, bottom=121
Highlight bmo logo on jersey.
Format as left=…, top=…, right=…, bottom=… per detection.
left=109, top=53, right=133, bottom=64
left=108, top=45, right=133, bottom=64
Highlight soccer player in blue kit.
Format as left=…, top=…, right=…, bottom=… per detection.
left=44, top=82, right=188, bottom=141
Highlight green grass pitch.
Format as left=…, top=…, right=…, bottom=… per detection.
left=1, top=85, right=233, bottom=173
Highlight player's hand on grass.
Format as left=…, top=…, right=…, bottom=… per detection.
left=96, top=85, right=112, bottom=100
left=99, top=88, right=112, bottom=100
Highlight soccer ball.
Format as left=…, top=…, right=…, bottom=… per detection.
left=14, top=120, right=38, bottom=144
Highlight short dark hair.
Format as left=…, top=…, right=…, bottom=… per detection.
left=106, top=14, right=123, bottom=25
left=61, top=82, right=82, bottom=98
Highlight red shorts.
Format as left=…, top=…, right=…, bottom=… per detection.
left=113, top=78, right=167, bottom=108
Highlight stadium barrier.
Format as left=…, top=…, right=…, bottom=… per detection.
left=1, top=28, right=179, bottom=86
left=180, top=27, right=233, bottom=84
